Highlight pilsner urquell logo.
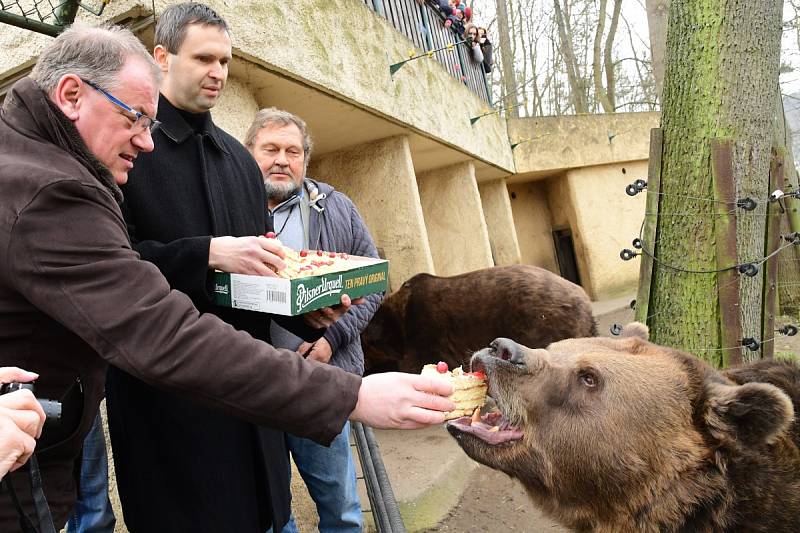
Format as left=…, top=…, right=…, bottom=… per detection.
left=296, top=276, right=343, bottom=309
left=214, top=283, right=229, bottom=295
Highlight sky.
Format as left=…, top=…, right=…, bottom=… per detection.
left=468, top=0, right=800, bottom=101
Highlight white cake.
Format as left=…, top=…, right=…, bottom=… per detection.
left=421, top=362, right=487, bottom=420
left=264, top=235, right=358, bottom=279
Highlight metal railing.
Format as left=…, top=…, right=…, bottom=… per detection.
left=352, top=422, right=406, bottom=533
left=366, top=0, right=492, bottom=105
left=0, top=0, right=108, bottom=37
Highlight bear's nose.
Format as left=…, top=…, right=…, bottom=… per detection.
left=490, top=338, right=525, bottom=365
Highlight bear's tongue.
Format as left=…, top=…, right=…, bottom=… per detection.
left=447, top=408, right=524, bottom=445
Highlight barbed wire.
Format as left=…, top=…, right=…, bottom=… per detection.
left=625, top=179, right=800, bottom=207
left=619, top=171, right=800, bottom=358
left=621, top=212, right=799, bottom=274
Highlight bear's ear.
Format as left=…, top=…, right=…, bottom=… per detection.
left=705, top=382, right=794, bottom=447
left=619, top=322, right=649, bottom=340
left=390, top=283, right=412, bottom=319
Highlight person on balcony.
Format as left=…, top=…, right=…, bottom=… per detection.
left=465, top=23, right=484, bottom=64
left=436, top=0, right=467, bottom=36
left=477, top=27, right=494, bottom=73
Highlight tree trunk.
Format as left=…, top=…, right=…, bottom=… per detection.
left=593, top=0, right=622, bottom=113
left=495, top=0, right=519, bottom=117
left=592, top=0, right=613, bottom=112
left=645, top=0, right=670, bottom=99
left=603, top=0, right=622, bottom=111
left=645, top=0, right=782, bottom=366
left=553, top=0, right=588, bottom=113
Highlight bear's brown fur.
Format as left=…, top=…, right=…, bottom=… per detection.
left=361, top=265, right=596, bottom=374
left=448, top=324, right=800, bottom=532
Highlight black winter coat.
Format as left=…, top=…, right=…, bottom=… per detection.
left=106, top=95, right=311, bottom=533
left=480, top=39, right=494, bottom=73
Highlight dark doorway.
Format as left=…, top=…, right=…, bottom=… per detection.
left=552, top=228, right=581, bottom=286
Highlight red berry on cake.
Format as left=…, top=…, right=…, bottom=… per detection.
left=265, top=231, right=277, bottom=238
left=316, top=250, right=324, bottom=256
left=436, top=361, right=449, bottom=373
left=299, top=250, right=308, bottom=257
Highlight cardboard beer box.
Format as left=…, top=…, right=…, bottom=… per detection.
left=213, top=254, right=389, bottom=315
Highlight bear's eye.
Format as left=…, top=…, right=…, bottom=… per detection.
left=579, top=371, right=598, bottom=388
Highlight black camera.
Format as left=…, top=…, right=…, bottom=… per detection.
left=0, top=382, right=62, bottom=422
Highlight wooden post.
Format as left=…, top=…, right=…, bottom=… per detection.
left=635, top=128, right=663, bottom=325
left=711, top=140, right=743, bottom=367
left=761, top=149, right=785, bottom=359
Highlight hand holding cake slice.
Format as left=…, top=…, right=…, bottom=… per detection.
left=421, top=361, right=487, bottom=420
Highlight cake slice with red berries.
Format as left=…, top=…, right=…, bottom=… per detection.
left=263, top=232, right=357, bottom=279
left=421, top=362, right=487, bottom=420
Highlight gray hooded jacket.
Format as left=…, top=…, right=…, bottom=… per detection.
left=302, top=178, right=383, bottom=375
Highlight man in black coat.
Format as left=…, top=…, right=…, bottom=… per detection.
left=104, top=4, right=321, bottom=532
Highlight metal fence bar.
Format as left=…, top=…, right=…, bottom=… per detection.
left=0, top=0, right=108, bottom=37
left=352, top=422, right=406, bottom=533
left=418, top=2, right=434, bottom=50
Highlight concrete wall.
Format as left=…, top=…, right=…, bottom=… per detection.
left=0, top=1, right=656, bottom=300
left=307, top=135, right=434, bottom=289
left=417, top=162, right=493, bottom=276
left=478, top=179, right=521, bottom=266
left=0, top=0, right=513, bottom=174
left=507, top=181, right=559, bottom=273
left=564, top=160, right=649, bottom=300
left=213, top=77, right=259, bottom=143
left=509, top=113, right=659, bottom=180
left=506, top=159, right=648, bottom=300
left=546, top=173, right=591, bottom=291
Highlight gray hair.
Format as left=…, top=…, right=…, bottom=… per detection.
left=31, top=22, right=160, bottom=94
left=155, top=2, right=229, bottom=54
left=244, top=107, right=314, bottom=161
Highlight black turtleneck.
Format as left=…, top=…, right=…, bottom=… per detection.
left=175, top=105, right=207, bottom=133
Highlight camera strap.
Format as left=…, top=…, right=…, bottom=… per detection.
left=3, top=454, right=57, bottom=533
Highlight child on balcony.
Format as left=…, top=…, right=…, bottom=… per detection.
left=436, top=0, right=467, bottom=35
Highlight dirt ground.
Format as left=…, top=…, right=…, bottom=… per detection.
left=421, top=307, right=800, bottom=533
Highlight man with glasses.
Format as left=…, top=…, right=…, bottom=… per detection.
left=82, top=79, right=161, bottom=134
left=0, top=19, right=453, bottom=532
left=64, top=77, right=162, bottom=533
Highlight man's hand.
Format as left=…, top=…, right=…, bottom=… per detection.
left=209, top=236, right=286, bottom=276
left=302, top=294, right=365, bottom=330
left=0, top=367, right=46, bottom=479
left=298, top=338, right=333, bottom=364
left=349, top=372, right=455, bottom=429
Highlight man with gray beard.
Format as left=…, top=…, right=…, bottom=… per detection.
left=246, top=108, right=381, bottom=533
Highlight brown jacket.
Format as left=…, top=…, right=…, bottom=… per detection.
left=0, top=78, right=361, bottom=528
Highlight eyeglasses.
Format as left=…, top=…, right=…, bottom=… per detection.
left=81, top=78, right=161, bottom=134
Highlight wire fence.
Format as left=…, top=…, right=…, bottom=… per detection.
left=0, top=0, right=107, bottom=37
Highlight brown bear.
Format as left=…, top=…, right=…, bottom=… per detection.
left=361, top=265, right=596, bottom=374
left=447, top=324, right=800, bottom=532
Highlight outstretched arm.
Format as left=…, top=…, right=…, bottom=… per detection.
left=350, top=373, right=455, bottom=429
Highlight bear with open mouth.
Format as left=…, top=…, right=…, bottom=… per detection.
left=447, top=323, right=800, bottom=532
